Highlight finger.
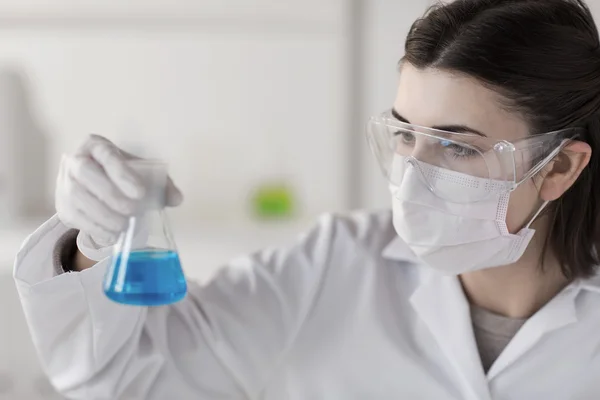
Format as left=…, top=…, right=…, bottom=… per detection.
left=165, top=176, right=184, bottom=207
left=69, top=180, right=129, bottom=234
left=63, top=207, right=120, bottom=245
left=78, top=134, right=142, bottom=162
left=68, top=155, right=138, bottom=216
left=83, top=136, right=145, bottom=199
left=115, top=147, right=142, bottom=161
left=84, top=134, right=141, bottom=161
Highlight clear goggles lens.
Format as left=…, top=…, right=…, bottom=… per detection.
left=366, top=112, right=580, bottom=203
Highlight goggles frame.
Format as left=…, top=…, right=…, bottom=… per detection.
left=367, top=110, right=583, bottom=201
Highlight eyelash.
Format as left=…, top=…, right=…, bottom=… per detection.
left=394, top=131, right=479, bottom=159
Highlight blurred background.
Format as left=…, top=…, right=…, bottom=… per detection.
left=7, top=0, right=596, bottom=398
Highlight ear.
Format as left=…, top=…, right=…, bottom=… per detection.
left=539, top=141, right=592, bottom=201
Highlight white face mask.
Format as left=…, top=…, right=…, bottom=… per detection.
left=390, top=157, right=547, bottom=275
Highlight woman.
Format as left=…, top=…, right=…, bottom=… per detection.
left=14, top=0, right=600, bottom=398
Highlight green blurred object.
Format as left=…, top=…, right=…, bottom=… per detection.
left=252, top=182, right=294, bottom=219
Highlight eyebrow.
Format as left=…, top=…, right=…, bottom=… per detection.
left=391, top=109, right=487, bottom=137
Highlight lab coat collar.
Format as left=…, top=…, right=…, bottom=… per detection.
left=382, top=236, right=587, bottom=390
left=486, top=284, right=580, bottom=380
left=576, top=267, right=600, bottom=293
left=411, top=273, right=493, bottom=400
left=384, top=237, right=491, bottom=399
left=383, top=235, right=600, bottom=295
left=381, top=236, right=419, bottom=263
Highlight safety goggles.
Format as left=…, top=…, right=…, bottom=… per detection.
left=366, top=110, right=583, bottom=203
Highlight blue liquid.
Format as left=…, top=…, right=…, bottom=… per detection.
left=104, top=250, right=187, bottom=306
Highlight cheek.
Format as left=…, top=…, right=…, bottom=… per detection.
left=505, top=180, right=540, bottom=233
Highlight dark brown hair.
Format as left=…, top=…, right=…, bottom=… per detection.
left=403, top=0, right=600, bottom=279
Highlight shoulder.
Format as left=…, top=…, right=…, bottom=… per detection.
left=297, top=211, right=424, bottom=312
left=237, top=210, right=398, bottom=281
left=310, top=209, right=417, bottom=261
left=205, top=209, right=413, bottom=299
left=292, top=209, right=420, bottom=276
left=300, top=209, right=397, bottom=257
left=305, top=210, right=395, bottom=246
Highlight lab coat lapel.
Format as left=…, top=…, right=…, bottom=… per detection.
left=486, top=285, right=580, bottom=380
left=410, top=270, right=492, bottom=400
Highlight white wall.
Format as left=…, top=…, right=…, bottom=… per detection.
left=358, top=0, right=430, bottom=210
left=0, top=2, right=353, bottom=398
left=0, top=0, right=351, bottom=227
left=587, top=0, right=600, bottom=22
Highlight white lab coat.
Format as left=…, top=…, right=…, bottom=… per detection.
left=12, top=211, right=600, bottom=400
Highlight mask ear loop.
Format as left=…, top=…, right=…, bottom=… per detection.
left=524, top=200, right=550, bottom=229
left=520, top=138, right=568, bottom=229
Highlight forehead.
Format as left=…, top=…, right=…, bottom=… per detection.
left=394, top=63, right=529, bottom=141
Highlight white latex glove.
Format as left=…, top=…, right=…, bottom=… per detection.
left=55, top=134, right=183, bottom=261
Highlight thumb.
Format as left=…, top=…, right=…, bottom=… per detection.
left=166, top=177, right=183, bottom=207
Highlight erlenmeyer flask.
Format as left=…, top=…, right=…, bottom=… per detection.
left=103, top=159, right=187, bottom=306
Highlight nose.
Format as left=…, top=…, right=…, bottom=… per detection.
left=401, top=151, right=437, bottom=197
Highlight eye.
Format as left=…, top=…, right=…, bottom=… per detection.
left=440, top=139, right=479, bottom=158
left=395, top=130, right=416, bottom=145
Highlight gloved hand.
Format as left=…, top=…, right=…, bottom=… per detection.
left=55, top=134, right=183, bottom=261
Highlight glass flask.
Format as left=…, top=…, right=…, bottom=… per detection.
left=103, top=159, right=187, bottom=306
